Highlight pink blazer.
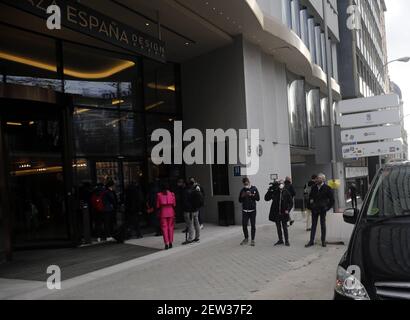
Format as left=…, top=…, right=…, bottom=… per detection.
left=156, top=191, right=176, bottom=218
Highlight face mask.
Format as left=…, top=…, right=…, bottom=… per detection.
left=245, top=184, right=251, bottom=189
left=279, top=184, right=285, bottom=190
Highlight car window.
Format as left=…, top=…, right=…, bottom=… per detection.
left=366, top=166, right=410, bottom=218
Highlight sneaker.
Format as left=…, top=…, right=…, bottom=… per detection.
left=289, top=220, right=295, bottom=226
left=169, top=243, right=173, bottom=249
left=305, top=242, right=314, bottom=248
left=285, top=242, right=290, bottom=247
left=322, top=242, right=327, bottom=248
left=250, top=240, right=255, bottom=247
left=200, top=224, right=204, bottom=230
left=193, top=238, right=200, bottom=243
left=182, top=240, right=192, bottom=245
left=240, top=239, right=249, bottom=246
left=274, top=241, right=284, bottom=246
left=165, top=244, right=169, bottom=250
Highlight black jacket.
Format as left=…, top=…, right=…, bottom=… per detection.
left=182, top=186, right=195, bottom=213
left=285, top=181, right=296, bottom=198
left=265, top=189, right=294, bottom=222
left=124, top=184, right=143, bottom=215
left=239, top=186, right=260, bottom=211
left=309, top=184, right=334, bottom=211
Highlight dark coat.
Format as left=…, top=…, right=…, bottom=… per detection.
left=309, top=184, right=335, bottom=212
left=285, top=181, right=296, bottom=198
left=124, top=184, right=143, bottom=215
left=239, top=186, right=260, bottom=211
left=265, top=189, right=294, bottom=222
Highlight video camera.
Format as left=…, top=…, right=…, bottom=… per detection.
left=268, top=181, right=280, bottom=193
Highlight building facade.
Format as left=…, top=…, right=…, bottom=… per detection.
left=0, top=0, right=343, bottom=259
left=337, top=0, right=390, bottom=189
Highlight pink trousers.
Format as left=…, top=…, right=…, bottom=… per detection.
left=160, top=217, right=175, bottom=245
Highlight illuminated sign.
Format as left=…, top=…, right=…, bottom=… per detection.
left=2, top=0, right=166, bottom=62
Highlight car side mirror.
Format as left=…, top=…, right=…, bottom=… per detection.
left=343, top=208, right=359, bottom=225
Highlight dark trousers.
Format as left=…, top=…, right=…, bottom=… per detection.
left=126, top=213, right=142, bottom=237
left=351, top=196, right=358, bottom=209
left=150, top=212, right=162, bottom=235
left=95, top=211, right=115, bottom=240
left=242, top=211, right=256, bottom=240
left=276, top=221, right=289, bottom=242
left=310, top=208, right=327, bottom=243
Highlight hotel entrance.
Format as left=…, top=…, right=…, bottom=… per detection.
left=0, top=97, right=73, bottom=248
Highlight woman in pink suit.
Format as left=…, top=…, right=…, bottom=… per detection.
left=156, top=183, right=176, bottom=250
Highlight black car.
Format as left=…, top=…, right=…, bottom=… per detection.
left=335, top=161, right=410, bottom=300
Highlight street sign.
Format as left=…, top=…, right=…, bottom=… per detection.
left=346, top=167, right=369, bottom=179
left=338, top=93, right=400, bottom=114
left=340, top=108, right=401, bottom=129
left=341, top=125, right=402, bottom=144
left=342, top=140, right=403, bottom=159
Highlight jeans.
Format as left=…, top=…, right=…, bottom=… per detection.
left=184, top=211, right=200, bottom=241
left=242, top=211, right=256, bottom=241
left=276, top=221, right=289, bottom=242
left=310, top=208, right=327, bottom=243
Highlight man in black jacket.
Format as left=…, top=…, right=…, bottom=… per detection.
left=305, top=173, right=334, bottom=248
left=265, top=180, right=294, bottom=246
left=239, top=178, right=260, bottom=246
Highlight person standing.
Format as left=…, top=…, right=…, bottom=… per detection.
left=265, top=180, right=294, bottom=246
left=182, top=180, right=203, bottom=245
left=305, top=174, right=334, bottom=248
left=156, top=183, right=176, bottom=250
left=175, top=178, right=186, bottom=224
left=124, top=180, right=144, bottom=239
left=285, top=177, right=296, bottom=227
left=147, top=178, right=162, bottom=236
left=349, top=183, right=358, bottom=210
left=303, top=175, right=317, bottom=232
left=189, top=177, right=205, bottom=230
left=239, top=178, right=260, bottom=247
left=104, top=179, right=118, bottom=240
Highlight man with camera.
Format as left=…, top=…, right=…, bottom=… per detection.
left=265, top=180, right=294, bottom=247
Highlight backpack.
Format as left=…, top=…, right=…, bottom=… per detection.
left=91, top=191, right=107, bottom=213
left=191, top=188, right=204, bottom=211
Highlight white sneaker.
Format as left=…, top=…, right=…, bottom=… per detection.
left=200, top=224, right=204, bottom=230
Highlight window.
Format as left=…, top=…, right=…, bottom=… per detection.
left=288, top=78, right=308, bottom=147
left=306, top=88, right=321, bottom=148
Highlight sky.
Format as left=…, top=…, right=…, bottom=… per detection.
left=384, top=0, right=410, bottom=139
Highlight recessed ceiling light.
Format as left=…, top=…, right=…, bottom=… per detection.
left=145, top=22, right=150, bottom=26
left=185, top=42, right=190, bottom=46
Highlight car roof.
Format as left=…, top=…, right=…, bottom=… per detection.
left=384, top=160, right=410, bottom=168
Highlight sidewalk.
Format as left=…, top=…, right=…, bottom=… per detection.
left=0, top=213, right=347, bottom=300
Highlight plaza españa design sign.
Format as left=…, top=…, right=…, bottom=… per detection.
left=2, top=0, right=166, bottom=62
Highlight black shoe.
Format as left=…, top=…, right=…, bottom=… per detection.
left=305, top=242, right=314, bottom=248
left=285, top=241, right=290, bottom=247
left=193, top=238, right=200, bottom=243
left=169, top=243, right=173, bottom=249
left=290, top=220, right=295, bottom=226
left=182, top=240, right=192, bottom=245
left=181, top=228, right=188, bottom=233
left=274, top=241, right=284, bottom=246
left=306, top=228, right=312, bottom=232
left=165, top=244, right=169, bottom=250
left=322, top=242, right=327, bottom=247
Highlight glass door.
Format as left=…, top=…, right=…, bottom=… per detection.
left=2, top=104, right=70, bottom=246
